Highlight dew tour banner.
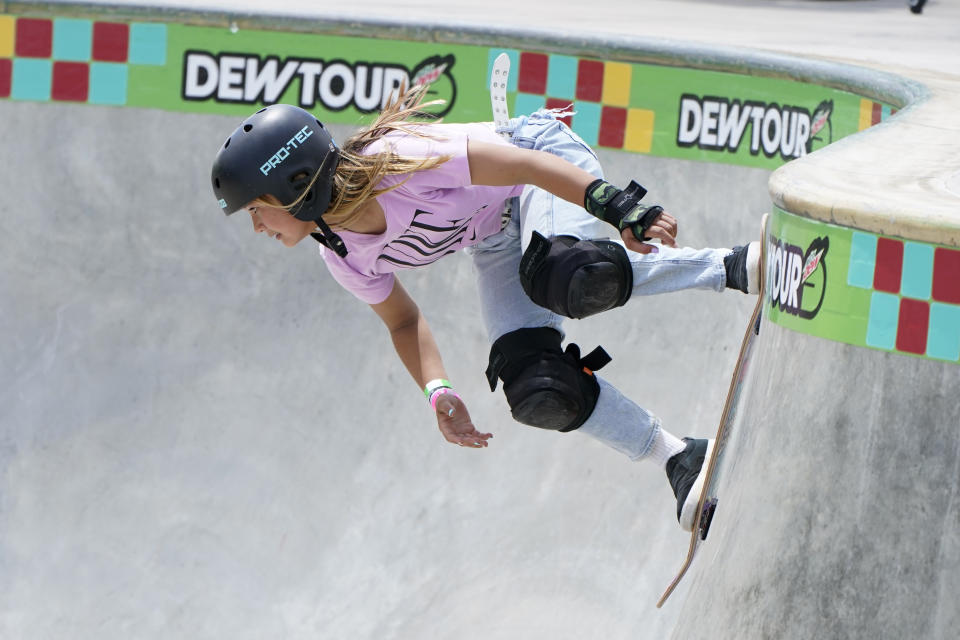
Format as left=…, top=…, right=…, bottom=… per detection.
left=767, top=208, right=960, bottom=365
left=5, top=12, right=949, bottom=361
left=1, top=13, right=897, bottom=170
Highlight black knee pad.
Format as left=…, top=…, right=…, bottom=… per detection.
left=519, top=231, right=633, bottom=319
left=485, top=327, right=612, bottom=432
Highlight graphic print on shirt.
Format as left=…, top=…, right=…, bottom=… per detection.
left=378, top=209, right=478, bottom=268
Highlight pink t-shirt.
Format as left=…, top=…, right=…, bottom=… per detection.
left=320, top=122, right=524, bottom=304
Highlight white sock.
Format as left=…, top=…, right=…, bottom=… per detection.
left=647, top=428, right=687, bottom=469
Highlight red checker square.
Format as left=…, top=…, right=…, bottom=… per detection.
left=0, top=59, right=11, bottom=98
left=52, top=62, right=89, bottom=102
left=545, top=97, right=573, bottom=127
left=932, top=247, right=960, bottom=304
left=873, top=237, right=904, bottom=294
left=896, top=298, right=930, bottom=355
left=598, top=106, right=627, bottom=149
left=93, top=22, right=129, bottom=62
left=576, top=59, right=604, bottom=102
left=16, top=18, right=53, bottom=58
left=872, top=102, right=883, bottom=126
left=518, top=52, right=548, bottom=95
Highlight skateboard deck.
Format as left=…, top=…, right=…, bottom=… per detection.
left=656, top=214, right=769, bottom=608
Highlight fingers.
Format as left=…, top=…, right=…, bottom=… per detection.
left=443, top=426, right=493, bottom=448
left=623, top=211, right=678, bottom=253
left=623, top=234, right=656, bottom=254
left=451, top=432, right=493, bottom=448
left=650, top=212, right=678, bottom=246
left=436, top=396, right=492, bottom=448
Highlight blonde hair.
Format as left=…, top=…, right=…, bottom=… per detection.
left=254, top=84, right=450, bottom=230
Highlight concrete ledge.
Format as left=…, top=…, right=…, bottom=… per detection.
left=769, top=67, right=960, bottom=247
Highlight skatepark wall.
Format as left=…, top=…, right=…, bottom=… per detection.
left=2, top=2, right=958, bottom=639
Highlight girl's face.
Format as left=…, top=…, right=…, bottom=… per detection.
left=246, top=200, right=317, bottom=248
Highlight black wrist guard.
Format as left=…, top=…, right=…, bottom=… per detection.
left=584, top=179, right=664, bottom=241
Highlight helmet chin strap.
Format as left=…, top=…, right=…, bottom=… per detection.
left=310, top=215, right=348, bottom=258
left=305, top=146, right=348, bottom=257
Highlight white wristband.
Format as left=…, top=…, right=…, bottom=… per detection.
left=423, top=378, right=452, bottom=399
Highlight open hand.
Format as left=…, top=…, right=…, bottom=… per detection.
left=434, top=394, right=493, bottom=449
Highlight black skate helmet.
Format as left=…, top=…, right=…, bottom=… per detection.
left=211, top=104, right=347, bottom=256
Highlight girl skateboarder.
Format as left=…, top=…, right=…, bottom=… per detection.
left=210, top=86, right=760, bottom=531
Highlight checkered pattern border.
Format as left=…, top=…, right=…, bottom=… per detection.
left=488, top=49, right=657, bottom=153
left=0, top=16, right=166, bottom=105
left=849, top=232, right=960, bottom=361
left=859, top=97, right=896, bottom=131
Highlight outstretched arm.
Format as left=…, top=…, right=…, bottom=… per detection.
left=370, top=279, right=492, bottom=448
left=467, top=139, right=677, bottom=254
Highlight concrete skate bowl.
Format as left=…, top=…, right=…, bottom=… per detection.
left=2, top=4, right=959, bottom=639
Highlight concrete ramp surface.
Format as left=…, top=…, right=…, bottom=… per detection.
left=2, top=100, right=768, bottom=638
left=674, top=323, right=960, bottom=639
left=3, top=2, right=960, bottom=639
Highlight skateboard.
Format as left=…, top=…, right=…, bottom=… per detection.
left=656, top=214, right=769, bottom=608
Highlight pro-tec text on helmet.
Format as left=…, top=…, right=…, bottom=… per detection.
left=260, top=125, right=315, bottom=176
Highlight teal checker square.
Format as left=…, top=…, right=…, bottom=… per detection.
left=571, top=101, right=601, bottom=147
left=848, top=231, right=877, bottom=289
left=514, top=93, right=545, bottom=117
left=546, top=54, right=577, bottom=100
left=12, top=59, right=52, bottom=101
left=53, top=19, right=92, bottom=62
left=901, top=241, right=933, bottom=300
left=487, top=49, right=518, bottom=92
left=927, top=303, right=960, bottom=362
left=866, top=291, right=899, bottom=350
left=129, top=23, right=167, bottom=65
left=89, top=63, right=128, bottom=105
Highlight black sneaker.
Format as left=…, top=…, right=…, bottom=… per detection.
left=723, top=241, right=760, bottom=294
left=665, top=438, right=715, bottom=531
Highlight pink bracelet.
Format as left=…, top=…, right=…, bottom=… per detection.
left=429, top=387, right=462, bottom=411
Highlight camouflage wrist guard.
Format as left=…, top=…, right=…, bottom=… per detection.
left=583, top=179, right=663, bottom=241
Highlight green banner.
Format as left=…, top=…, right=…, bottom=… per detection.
left=2, top=14, right=897, bottom=170
left=129, top=25, right=487, bottom=120
left=766, top=208, right=960, bottom=364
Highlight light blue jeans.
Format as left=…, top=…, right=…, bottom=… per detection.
left=467, top=110, right=729, bottom=460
